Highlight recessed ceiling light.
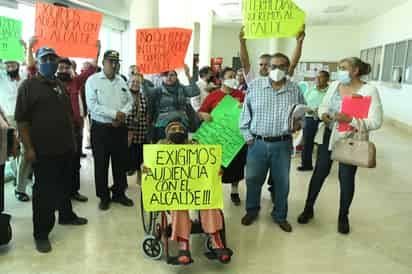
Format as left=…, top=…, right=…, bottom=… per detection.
left=323, top=5, right=349, bottom=13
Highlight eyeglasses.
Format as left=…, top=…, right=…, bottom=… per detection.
left=167, top=74, right=177, bottom=78
left=259, top=63, right=269, bottom=67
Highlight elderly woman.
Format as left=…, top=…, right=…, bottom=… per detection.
left=297, top=57, right=383, bottom=234
left=198, top=67, right=247, bottom=206
left=143, top=121, right=233, bottom=265
left=142, top=66, right=200, bottom=143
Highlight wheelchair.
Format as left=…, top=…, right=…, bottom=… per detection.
left=138, top=187, right=229, bottom=264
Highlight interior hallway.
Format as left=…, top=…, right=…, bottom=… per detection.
left=0, top=122, right=411, bottom=274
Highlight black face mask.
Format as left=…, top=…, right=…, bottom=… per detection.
left=57, top=72, right=72, bottom=82
left=169, top=132, right=187, bottom=144
left=7, top=69, right=19, bottom=79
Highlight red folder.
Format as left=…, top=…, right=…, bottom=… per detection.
left=338, top=96, right=372, bottom=132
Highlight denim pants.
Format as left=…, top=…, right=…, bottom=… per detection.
left=245, top=139, right=292, bottom=222
left=303, top=128, right=358, bottom=219
left=301, top=116, right=320, bottom=168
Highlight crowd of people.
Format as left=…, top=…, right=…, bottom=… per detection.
left=0, top=24, right=383, bottom=263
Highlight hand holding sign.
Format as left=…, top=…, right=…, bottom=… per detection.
left=242, top=0, right=306, bottom=39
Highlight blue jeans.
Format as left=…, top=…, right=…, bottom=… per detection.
left=245, top=139, right=292, bottom=222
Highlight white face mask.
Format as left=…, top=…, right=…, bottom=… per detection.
left=223, top=78, right=239, bottom=89
left=269, top=69, right=286, bottom=82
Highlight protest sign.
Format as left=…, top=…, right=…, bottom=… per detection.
left=136, top=28, right=192, bottom=74
left=142, top=144, right=223, bottom=212
left=34, top=2, right=102, bottom=58
left=242, top=0, right=305, bottom=39
left=0, top=16, right=24, bottom=61
left=193, top=96, right=245, bottom=168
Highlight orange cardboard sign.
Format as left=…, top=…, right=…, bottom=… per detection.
left=34, top=2, right=102, bottom=58
left=137, top=28, right=192, bottom=74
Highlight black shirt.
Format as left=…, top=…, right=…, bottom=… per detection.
left=14, top=76, right=75, bottom=156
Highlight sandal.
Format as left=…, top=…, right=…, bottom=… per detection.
left=167, top=250, right=194, bottom=266
left=205, top=248, right=233, bottom=264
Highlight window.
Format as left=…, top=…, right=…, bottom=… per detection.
left=404, top=40, right=412, bottom=84
left=360, top=46, right=382, bottom=81
left=373, top=47, right=382, bottom=81
left=382, top=43, right=395, bottom=82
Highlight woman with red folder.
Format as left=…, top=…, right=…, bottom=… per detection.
left=297, top=57, right=383, bottom=234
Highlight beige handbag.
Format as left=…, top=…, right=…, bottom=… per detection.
left=331, top=120, right=376, bottom=168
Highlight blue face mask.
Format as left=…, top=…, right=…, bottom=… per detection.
left=39, top=63, right=58, bottom=78
left=338, top=70, right=351, bottom=85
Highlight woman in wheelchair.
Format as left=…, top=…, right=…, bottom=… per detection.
left=143, top=121, right=233, bottom=265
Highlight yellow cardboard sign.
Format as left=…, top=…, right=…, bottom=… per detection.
left=242, top=0, right=305, bottom=39
left=142, top=144, right=224, bottom=212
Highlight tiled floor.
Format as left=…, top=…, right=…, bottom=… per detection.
left=1, top=123, right=411, bottom=274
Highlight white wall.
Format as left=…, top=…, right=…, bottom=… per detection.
left=359, top=0, right=412, bottom=127
left=280, top=25, right=361, bottom=62
left=211, top=26, right=240, bottom=67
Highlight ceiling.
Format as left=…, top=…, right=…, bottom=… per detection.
left=210, top=0, right=409, bottom=27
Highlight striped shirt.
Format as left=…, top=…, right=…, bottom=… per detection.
left=239, top=78, right=305, bottom=141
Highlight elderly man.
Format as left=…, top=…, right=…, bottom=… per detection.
left=239, top=53, right=305, bottom=232
left=86, top=50, right=134, bottom=210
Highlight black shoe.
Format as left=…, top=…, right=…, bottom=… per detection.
left=297, top=166, right=313, bottom=172
left=59, top=216, right=88, bottom=226
left=35, top=239, right=52, bottom=253
left=297, top=209, right=314, bottom=224
left=71, top=192, right=88, bottom=202
left=338, top=216, right=350, bottom=234
left=230, top=193, right=241, bottom=206
left=112, top=195, right=134, bottom=207
left=275, top=220, right=293, bottom=232
left=99, top=199, right=110, bottom=211
left=241, top=213, right=258, bottom=226
left=15, top=191, right=30, bottom=202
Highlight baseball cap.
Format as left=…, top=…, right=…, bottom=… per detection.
left=36, top=47, right=59, bottom=60
left=103, top=50, right=120, bottom=61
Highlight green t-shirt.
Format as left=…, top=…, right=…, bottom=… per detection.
left=304, top=86, right=328, bottom=109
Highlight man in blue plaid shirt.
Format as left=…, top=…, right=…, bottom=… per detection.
left=240, top=53, right=305, bottom=232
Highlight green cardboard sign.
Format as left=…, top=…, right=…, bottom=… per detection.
left=193, top=96, right=245, bottom=168
left=0, top=16, right=24, bottom=62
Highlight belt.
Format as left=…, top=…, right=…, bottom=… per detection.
left=254, top=134, right=291, bottom=142
left=92, top=120, right=126, bottom=128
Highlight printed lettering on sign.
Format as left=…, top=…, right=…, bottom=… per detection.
left=0, top=16, right=24, bottom=61
left=242, top=0, right=305, bottom=39
left=193, top=96, right=245, bottom=167
left=34, top=2, right=102, bottom=58
left=136, top=28, right=192, bottom=74
left=142, top=144, right=223, bottom=211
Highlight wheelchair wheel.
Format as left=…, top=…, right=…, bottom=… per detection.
left=142, top=235, right=163, bottom=260
left=139, top=189, right=153, bottom=234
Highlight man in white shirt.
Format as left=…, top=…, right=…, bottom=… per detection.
left=191, top=66, right=218, bottom=111
left=86, top=50, right=134, bottom=211
left=0, top=60, right=31, bottom=202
